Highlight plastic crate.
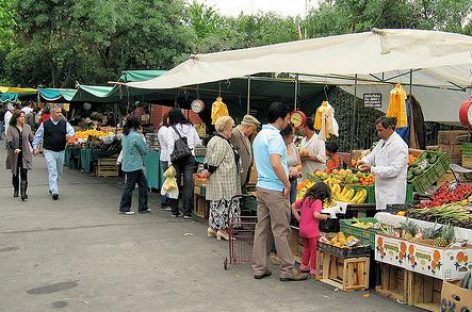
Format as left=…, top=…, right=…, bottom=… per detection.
left=319, top=217, right=344, bottom=233
left=339, top=217, right=379, bottom=249
left=348, top=184, right=375, bottom=204
left=317, top=242, right=370, bottom=258
left=463, top=143, right=472, bottom=156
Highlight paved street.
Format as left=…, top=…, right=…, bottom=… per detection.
left=0, top=147, right=419, bottom=311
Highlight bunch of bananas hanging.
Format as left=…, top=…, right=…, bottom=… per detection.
left=331, top=183, right=368, bottom=204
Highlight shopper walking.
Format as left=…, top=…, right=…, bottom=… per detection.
left=0, top=104, right=5, bottom=140
left=280, top=124, right=302, bottom=204
left=166, top=108, right=200, bottom=218
left=157, top=112, right=171, bottom=210
left=118, top=117, right=149, bottom=215
left=252, top=102, right=307, bottom=282
left=291, top=182, right=330, bottom=276
left=32, top=107, right=75, bottom=200
left=201, top=116, right=241, bottom=241
left=6, top=111, right=34, bottom=200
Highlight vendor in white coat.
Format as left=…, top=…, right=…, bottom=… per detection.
left=358, top=116, right=408, bottom=210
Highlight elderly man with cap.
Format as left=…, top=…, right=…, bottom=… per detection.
left=230, top=115, right=260, bottom=192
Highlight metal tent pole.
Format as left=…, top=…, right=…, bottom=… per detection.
left=294, top=74, right=299, bottom=110
left=350, top=74, right=358, bottom=151
left=246, top=76, right=251, bottom=115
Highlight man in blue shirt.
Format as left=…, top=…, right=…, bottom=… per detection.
left=252, top=102, right=307, bottom=282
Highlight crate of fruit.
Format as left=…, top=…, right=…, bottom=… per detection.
left=408, top=151, right=449, bottom=194
left=319, top=232, right=371, bottom=258
left=340, top=217, right=379, bottom=249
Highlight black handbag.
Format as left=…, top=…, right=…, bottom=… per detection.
left=170, top=125, right=192, bottom=163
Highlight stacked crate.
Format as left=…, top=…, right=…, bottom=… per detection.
left=96, top=157, right=119, bottom=177
left=437, top=130, right=468, bottom=165
left=463, top=143, right=472, bottom=168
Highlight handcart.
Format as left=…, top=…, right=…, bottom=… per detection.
left=224, top=194, right=258, bottom=270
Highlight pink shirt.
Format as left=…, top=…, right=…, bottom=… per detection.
left=295, top=198, right=322, bottom=238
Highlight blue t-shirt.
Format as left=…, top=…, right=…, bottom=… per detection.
left=253, top=124, right=288, bottom=192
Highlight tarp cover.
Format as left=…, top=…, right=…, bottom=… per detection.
left=128, top=29, right=472, bottom=90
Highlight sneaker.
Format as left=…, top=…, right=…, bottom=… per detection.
left=48, top=190, right=52, bottom=196
left=310, top=269, right=317, bottom=276
left=119, top=211, right=135, bottom=215
left=183, top=214, right=193, bottom=219
left=52, top=193, right=59, bottom=200
left=280, top=270, right=308, bottom=282
left=254, top=270, right=272, bottom=280
left=160, top=206, right=172, bottom=211
left=299, top=264, right=310, bottom=273
left=139, top=209, right=151, bottom=214
left=170, top=213, right=180, bottom=218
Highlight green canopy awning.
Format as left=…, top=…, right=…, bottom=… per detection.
left=119, top=70, right=167, bottom=83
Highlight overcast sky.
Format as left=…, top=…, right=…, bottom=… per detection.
left=190, top=0, right=318, bottom=17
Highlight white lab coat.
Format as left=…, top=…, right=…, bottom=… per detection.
left=361, top=132, right=408, bottom=210
left=300, top=132, right=326, bottom=179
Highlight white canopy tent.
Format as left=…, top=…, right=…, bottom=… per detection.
left=128, top=29, right=472, bottom=123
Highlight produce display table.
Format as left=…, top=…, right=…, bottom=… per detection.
left=64, top=146, right=81, bottom=169
left=144, top=149, right=160, bottom=189
left=80, top=148, right=100, bottom=174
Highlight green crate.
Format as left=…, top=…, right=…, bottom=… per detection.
left=463, top=143, right=472, bottom=156
left=406, top=183, right=413, bottom=203
left=349, top=184, right=375, bottom=204
left=339, top=217, right=379, bottom=250
left=410, top=172, right=433, bottom=194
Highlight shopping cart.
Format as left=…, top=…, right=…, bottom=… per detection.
left=224, top=194, right=258, bottom=270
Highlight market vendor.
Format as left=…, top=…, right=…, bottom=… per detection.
left=297, top=116, right=326, bottom=179
left=358, top=116, right=408, bottom=210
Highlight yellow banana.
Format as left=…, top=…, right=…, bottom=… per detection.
left=351, top=191, right=362, bottom=203
left=358, top=189, right=368, bottom=203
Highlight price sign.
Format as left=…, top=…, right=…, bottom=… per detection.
left=363, top=93, right=382, bottom=108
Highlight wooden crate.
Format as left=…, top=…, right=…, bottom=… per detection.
left=437, top=130, right=469, bottom=145
left=407, top=271, right=442, bottom=312
left=315, top=250, right=370, bottom=291
left=376, top=263, right=408, bottom=303
left=289, top=226, right=304, bottom=262
left=193, top=193, right=209, bottom=220
left=96, top=157, right=119, bottom=177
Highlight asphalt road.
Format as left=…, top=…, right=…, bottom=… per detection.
left=0, top=145, right=419, bottom=311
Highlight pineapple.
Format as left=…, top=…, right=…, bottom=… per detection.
left=422, top=222, right=442, bottom=240
left=400, top=218, right=419, bottom=240
left=434, top=224, right=455, bottom=247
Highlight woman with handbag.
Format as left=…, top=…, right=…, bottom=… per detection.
left=166, top=108, right=201, bottom=218
left=6, top=111, right=34, bottom=201
left=201, top=116, right=241, bottom=240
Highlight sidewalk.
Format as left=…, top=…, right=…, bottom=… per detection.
left=0, top=147, right=419, bottom=311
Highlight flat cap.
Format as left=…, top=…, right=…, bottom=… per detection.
left=241, top=114, right=261, bottom=128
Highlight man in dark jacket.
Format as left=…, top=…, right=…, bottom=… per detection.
left=32, top=107, right=75, bottom=200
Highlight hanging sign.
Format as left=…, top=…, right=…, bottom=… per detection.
left=363, top=93, right=382, bottom=108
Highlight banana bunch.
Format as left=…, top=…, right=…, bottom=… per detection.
left=331, top=184, right=367, bottom=203
left=324, top=176, right=342, bottom=187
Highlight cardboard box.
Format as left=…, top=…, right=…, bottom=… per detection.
left=441, top=281, right=472, bottom=312
left=375, top=234, right=472, bottom=280
left=438, top=130, right=469, bottom=145
left=439, top=144, right=463, bottom=160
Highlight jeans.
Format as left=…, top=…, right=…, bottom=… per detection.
left=290, top=180, right=298, bottom=204
left=171, top=156, right=195, bottom=216
left=119, top=169, right=149, bottom=212
left=43, top=149, right=65, bottom=195
left=160, top=161, right=170, bottom=207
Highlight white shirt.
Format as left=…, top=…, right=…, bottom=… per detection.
left=21, top=106, right=33, bottom=115
left=300, top=132, right=326, bottom=178
left=362, top=132, right=408, bottom=210
left=166, top=123, right=201, bottom=164
left=157, top=126, right=171, bottom=162
left=4, top=110, right=12, bottom=134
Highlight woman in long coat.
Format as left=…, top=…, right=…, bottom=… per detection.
left=6, top=111, right=34, bottom=200
left=202, top=116, right=241, bottom=241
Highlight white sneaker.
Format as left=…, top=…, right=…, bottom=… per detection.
left=119, top=211, right=135, bottom=215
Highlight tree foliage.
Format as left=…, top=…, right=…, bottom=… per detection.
left=0, top=0, right=471, bottom=87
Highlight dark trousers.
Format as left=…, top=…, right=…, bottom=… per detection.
left=12, top=158, right=28, bottom=190
left=171, top=156, right=195, bottom=216
left=119, top=169, right=148, bottom=212
left=160, top=161, right=170, bottom=207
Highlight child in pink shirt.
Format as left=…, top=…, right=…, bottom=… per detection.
left=291, top=182, right=330, bottom=276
